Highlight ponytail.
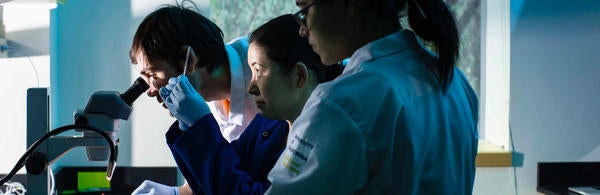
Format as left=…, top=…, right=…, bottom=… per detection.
left=407, top=0, right=459, bottom=92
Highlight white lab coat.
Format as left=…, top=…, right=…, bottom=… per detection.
left=207, top=36, right=259, bottom=142
left=266, top=31, right=478, bottom=194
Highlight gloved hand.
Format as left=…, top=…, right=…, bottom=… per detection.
left=159, top=75, right=211, bottom=131
left=131, top=180, right=178, bottom=195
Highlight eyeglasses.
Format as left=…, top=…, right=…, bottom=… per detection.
left=293, top=0, right=320, bottom=28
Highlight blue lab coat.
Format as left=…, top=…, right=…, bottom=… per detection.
left=166, top=114, right=288, bottom=194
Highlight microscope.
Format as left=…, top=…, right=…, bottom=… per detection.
left=22, top=77, right=149, bottom=194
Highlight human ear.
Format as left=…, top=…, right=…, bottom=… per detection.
left=293, top=62, right=309, bottom=88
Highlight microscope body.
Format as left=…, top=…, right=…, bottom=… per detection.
left=26, top=78, right=148, bottom=194
left=26, top=91, right=139, bottom=194
left=75, top=91, right=134, bottom=161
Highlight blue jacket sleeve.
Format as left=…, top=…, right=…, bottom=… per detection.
left=166, top=114, right=288, bottom=195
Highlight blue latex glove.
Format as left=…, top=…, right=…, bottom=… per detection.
left=159, top=75, right=211, bottom=131
left=131, top=180, right=178, bottom=195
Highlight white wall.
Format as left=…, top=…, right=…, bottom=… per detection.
left=0, top=2, right=51, bottom=174
left=50, top=0, right=135, bottom=168
left=474, top=0, right=600, bottom=194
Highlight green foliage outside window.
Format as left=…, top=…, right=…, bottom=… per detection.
left=209, top=0, right=296, bottom=42
left=446, top=0, right=481, bottom=95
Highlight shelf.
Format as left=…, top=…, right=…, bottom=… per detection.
left=476, top=139, right=523, bottom=167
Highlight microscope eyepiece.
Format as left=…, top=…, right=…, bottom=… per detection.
left=120, top=77, right=149, bottom=106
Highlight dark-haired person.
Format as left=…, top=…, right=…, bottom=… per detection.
left=129, top=2, right=259, bottom=194
left=130, top=3, right=257, bottom=143
left=266, top=0, right=479, bottom=194
left=136, top=14, right=343, bottom=194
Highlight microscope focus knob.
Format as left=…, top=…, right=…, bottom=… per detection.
left=25, top=152, right=48, bottom=175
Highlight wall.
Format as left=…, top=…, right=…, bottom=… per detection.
left=474, top=0, right=600, bottom=194
left=0, top=2, right=51, bottom=174
left=50, top=0, right=135, bottom=168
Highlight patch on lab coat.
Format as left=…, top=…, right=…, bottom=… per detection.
left=281, top=134, right=315, bottom=175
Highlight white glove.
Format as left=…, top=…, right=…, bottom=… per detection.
left=131, top=180, right=179, bottom=195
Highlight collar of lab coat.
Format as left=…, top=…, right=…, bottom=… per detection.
left=345, top=30, right=421, bottom=73
left=224, top=44, right=245, bottom=126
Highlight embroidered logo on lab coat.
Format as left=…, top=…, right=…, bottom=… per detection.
left=282, top=134, right=314, bottom=175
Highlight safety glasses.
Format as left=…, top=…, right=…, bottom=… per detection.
left=293, top=0, right=321, bottom=28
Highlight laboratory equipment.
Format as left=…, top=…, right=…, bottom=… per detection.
left=537, top=162, right=600, bottom=194
left=54, top=166, right=177, bottom=194
left=0, top=77, right=148, bottom=194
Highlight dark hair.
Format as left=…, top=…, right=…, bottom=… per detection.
left=371, top=0, right=459, bottom=91
left=130, top=0, right=227, bottom=73
left=249, top=14, right=343, bottom=83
